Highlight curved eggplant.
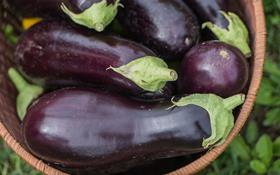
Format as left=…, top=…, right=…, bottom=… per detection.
left=9, top=0, right=121, bottom=31
left=178, top=41, right=249, bottom=98
left=183, top=0, right=251, bottom=57
left=23, top=87, right=244, bottom=174
left=117, top=0, right=200, bottom=60
left=14, top=20, right=177, bottom=100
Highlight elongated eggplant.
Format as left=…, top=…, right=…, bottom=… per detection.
left=14, top=20, right=177, bottom=101
left=9, top=0, right=121, bottom=31
left=23, top=87, right=244, bottom=174
left=178, top=41, right=249, bottom=97
left=183, top=0, right=251, bottom=57
left=117, top=0, right=200, bottom=60
left=183, top=0, right=244, bottom=28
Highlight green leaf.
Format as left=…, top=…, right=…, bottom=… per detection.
left=250, top=160, right=268, bottom=174
left=229, top=135, right=250, bottom=161
left=256, top=78, right=274, bottom=105
left=245, top=120, right=259, bottom=145
left=274, top=137, right=280, bottom=157
left=264, top=59, right=280, bottom=77
left=268, top=160, right=280, bottom=175
left=269, top=74, right=280, bottom=86
left=256, top=78, right=280, bottom=106
left=264, top=108, right=280, bottom=127
left=2, top=25, right=19, bottom=44
left=254, top=134, right=274, bottom=166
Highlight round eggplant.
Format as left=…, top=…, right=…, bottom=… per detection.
left=23, top=87, right=244, bottom=174
left=117, top=0, right=200, bottom=60
left=14, top=20, right=177, bottom=100
left=9, top=0, right=121, bottom=31
left=178, top=41, right=249, bottom=97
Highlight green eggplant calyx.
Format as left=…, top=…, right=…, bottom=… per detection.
left=108, top=56, right=178, bottom=92
left=202, top=11, right=252, bottom=58
left=61, top=0, right=122, bottom=32
left=170, top=94, right=245, bottom=149
left=8, top=68, right=44, bottom=120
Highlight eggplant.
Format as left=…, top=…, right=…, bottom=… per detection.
left=183, top=0, right=251, bottom=57
left=9, top=0, right=122, bottom=31
left=14, top=20, right=177, bottom=101
left=178, top=41, right=249, bottom=98
left=183, top=0, right=244, bottom=28
left=117, top=0, right=200, bottom=60
left=22, top=87, right=244, bottom=174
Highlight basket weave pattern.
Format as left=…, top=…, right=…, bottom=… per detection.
left=0, top=0, right=266, bottom=174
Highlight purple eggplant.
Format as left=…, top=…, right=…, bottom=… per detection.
left=183, top=0, right=251, bottom=57
left=117, top=0, right=200, bottom=60
left=183, top=0, right=244, bottom=28
left=22, top=87, right=244, bottom=174
left=9, top=0, right=121, bottom=31
left=14, top=20, right=177, bottom=100
left=178, top=41, right=249, bottom=97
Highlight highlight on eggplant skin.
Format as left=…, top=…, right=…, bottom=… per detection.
left=178, top=41, right=249, bottom=98
left=117, top=0, right=200, bottom=60
left=8, top=0, right=122, bottom=31
left=23, top=88, right=212, bottom=174
left=14, top=20, right=177, bottom=100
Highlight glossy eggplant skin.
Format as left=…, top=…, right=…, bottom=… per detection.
left=183, top=0, right=245, bottom=28
left=14, top=20, right=172, bottom=100
left=9, top=0, right=115, bottom=17
left=178, top=41, right=249, bottom=97
left=117, top=0, right=200, bottom=60
left=23, top=88, right=211, bottom=174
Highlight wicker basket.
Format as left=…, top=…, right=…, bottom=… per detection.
left=0, top=0, right=266, bottom=174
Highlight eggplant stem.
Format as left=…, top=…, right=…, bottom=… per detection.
left=61, top=0, right=121, bottom=32
left=171, top=94, right=245, bottom=149
left=94, top=23, right=105, bottom=32
left=202, top=11, right=251, bottom=57
left=108, top=56, right=178, bottom=92
left=152, top=67, right=178, bottom=81
left=8, top=68, right=28, bottom=92
left=223, top=94, right=246, bottom=111
left=8, top=68, right=44, bottom=120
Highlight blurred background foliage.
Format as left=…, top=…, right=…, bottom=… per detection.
left=0, top=1, right=279, bottom=175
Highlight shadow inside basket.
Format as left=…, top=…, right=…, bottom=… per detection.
left=0, top=1, right=24, bottom=146
left=0, top=0, right=255, bottom=174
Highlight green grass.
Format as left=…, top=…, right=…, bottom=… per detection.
left=0, top=1, right=280, bottom=175
left=0, top=140, right=41, bottom=175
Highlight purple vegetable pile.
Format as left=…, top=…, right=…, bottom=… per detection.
left=6, top=0, right=252, bottom=174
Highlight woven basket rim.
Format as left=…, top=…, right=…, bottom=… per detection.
left=0, top=0, right=266, bottom=175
